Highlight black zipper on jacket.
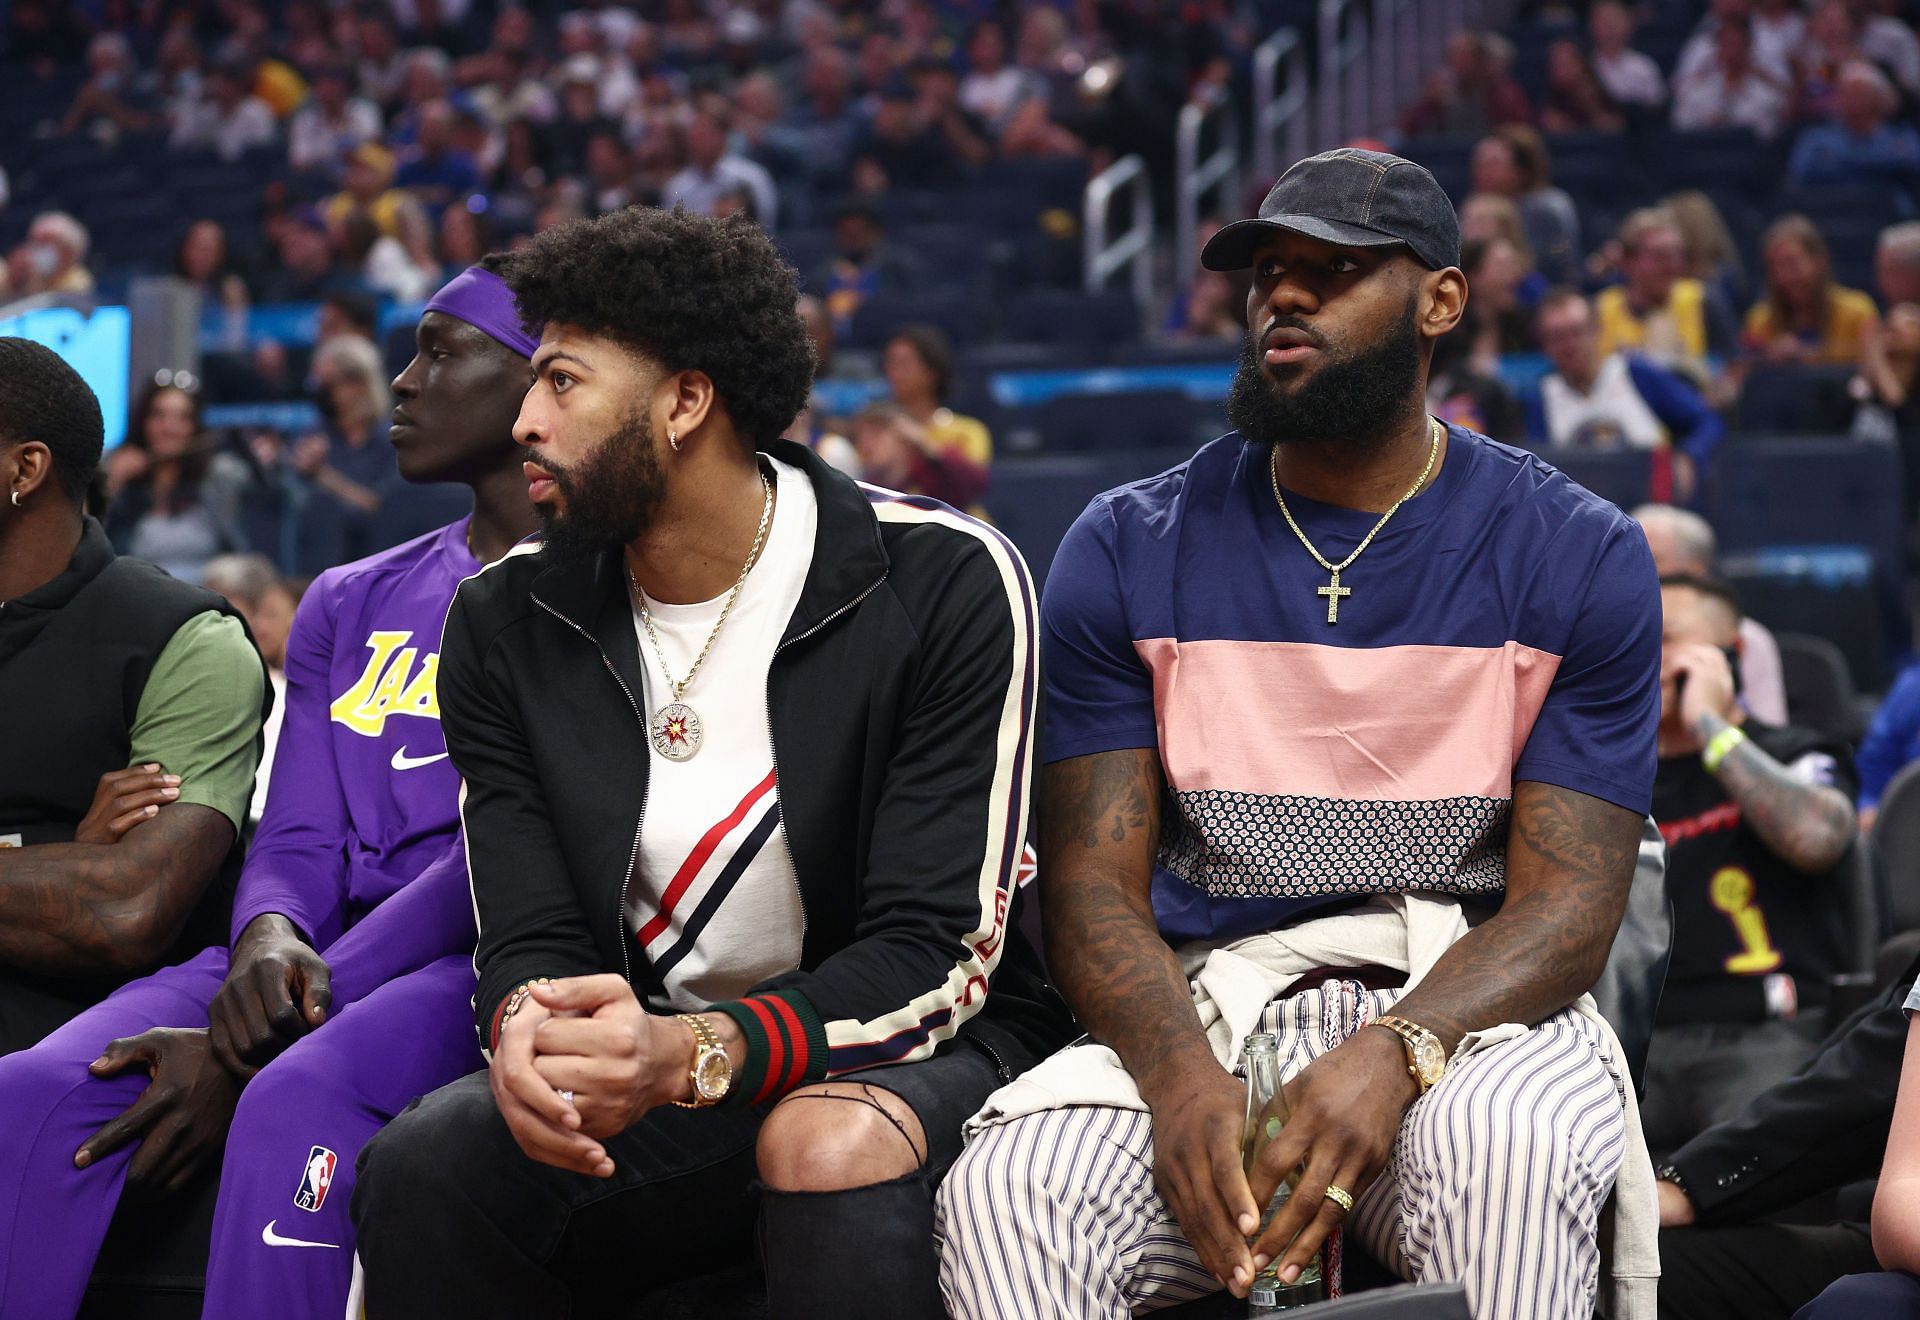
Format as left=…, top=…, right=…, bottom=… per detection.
left=532, top=596, right=645, bottom=993
left=975, top=1033, right=1013, bottom=1084
left=530, top=563, right=887, bottom=1001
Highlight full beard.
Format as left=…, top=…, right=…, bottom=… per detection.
left=536, top=409, right=667, bottom=565
left=1226, top=301, right=1424, bottom=453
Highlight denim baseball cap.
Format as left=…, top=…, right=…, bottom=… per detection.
left=1202, top=147, right=1461, bottom=273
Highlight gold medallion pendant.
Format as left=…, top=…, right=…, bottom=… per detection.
left=649, top=702, right=703, bottom=761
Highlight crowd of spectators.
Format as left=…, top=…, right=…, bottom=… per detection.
left=1384, top=3, right=1920, bottom=530
left=18, top=4, right=1920, bottom=1316
left=1, top=0, right=1282, bottom=579
left=4, top=0, right=1920, bottom=582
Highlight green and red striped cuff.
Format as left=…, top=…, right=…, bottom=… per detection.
left=711, top=990, right=829, bottom=1105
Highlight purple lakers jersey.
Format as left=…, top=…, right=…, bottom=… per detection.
left=230, top=520, right=484, bottom=951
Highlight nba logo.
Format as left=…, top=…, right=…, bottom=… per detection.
left=294, top=1146, right=337, bottom=1213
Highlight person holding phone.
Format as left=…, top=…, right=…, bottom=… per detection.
left=1641, top=572, right=1860, bottom=1157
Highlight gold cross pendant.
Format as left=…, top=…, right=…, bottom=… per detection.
left=1317, top=568, right=1352, bottom=624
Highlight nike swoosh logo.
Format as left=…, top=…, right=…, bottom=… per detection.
left=390, top=747, right=450, bottom=771
left=262, top=1220, right=340, bottom=1249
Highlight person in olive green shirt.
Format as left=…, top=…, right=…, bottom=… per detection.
left=0, top=336, right=266, bottom=1053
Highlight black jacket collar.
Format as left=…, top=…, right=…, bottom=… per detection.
left=527, top=440, right=888, bottom=658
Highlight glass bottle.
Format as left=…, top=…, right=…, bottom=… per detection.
left=1242, top=1032, right=1326, bottom=1313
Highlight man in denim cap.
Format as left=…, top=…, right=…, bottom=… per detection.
left=938, top=148, right=1663, bottom=1320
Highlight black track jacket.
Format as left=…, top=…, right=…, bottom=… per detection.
left=440, top=440, right=1070, bottom=1105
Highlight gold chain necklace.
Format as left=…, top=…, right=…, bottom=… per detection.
left=630, top=465, right=775, bottom=761
left=1268, top=417, right=1443, bottom=624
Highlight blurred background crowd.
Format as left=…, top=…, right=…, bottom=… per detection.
left=20, top=3, right=1920, bottom=1313
left=2, top=0, right=1919, bottom=716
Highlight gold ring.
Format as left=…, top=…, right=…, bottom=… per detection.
left=1323, top=1184, right=1355, bottom=1214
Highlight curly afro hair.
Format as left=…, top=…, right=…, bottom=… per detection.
left=498, top=207, right=814, bottom=449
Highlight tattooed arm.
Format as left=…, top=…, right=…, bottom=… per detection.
left=1672, top=639, right=1854, bottom=874
left=1695, top=711, right=1855, bottom=875
left=1040, top=748, right=1204, bottom=1087
left=1244, top=779, right=1643, bottom=1287
left=1041, top=748, right=1262, bottom=1292
left=0, top=804, right=234, bottom=976
left=1387, top=780, right=1644, bottom=1051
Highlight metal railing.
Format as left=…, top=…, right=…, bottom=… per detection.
left=1251, top=28, right=1311, bottom=194
left=1304, top=0, right=1500, bottom=154
left=1371, top=0, right=1413, bottom=134
left=1083, top=153, right=1154, bottom=312
left=1086, top=0, right=1511, bottom=323
left=1316, top=0, right=1370, bottom=150
left=1174, top=90, right=1241, bottom=290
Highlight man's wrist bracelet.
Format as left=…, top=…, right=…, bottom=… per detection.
left=498, top=978, right=553, bottom=1029
left=1702, top=725, right=1748, bottom=774
left=1655, top=1162, right=1690, bottom=1199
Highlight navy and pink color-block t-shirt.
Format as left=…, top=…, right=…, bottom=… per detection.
left=1040, top=423, right=1661, bottom=947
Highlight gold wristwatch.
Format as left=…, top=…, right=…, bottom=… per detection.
left=1373, top=1014, right=1447, bottom=1095
left=672, top=1013, right=732, bottom=1109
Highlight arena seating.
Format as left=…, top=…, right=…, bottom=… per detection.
left=1874, top=762, right=1920, bottom=934
left=10, top=0, right=1920, bottom=1313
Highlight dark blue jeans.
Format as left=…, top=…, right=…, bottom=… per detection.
left=351, top=1025, right=1024, bottom=1319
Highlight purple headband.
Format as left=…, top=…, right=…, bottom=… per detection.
left=423, top=265, right=542, bottom=359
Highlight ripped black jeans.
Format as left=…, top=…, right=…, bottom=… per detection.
left=351, top=1022, right=1028, bottom=1319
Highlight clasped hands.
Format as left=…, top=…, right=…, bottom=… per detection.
left=1146, top=1025, right=1419, bottom=1300
left=490, top=974, right=694, bottom=1178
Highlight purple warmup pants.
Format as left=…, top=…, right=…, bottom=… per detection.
left=0, top=949, right=479, bottom=1320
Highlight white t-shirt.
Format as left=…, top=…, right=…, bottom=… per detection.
left=1542, top=352, right=1668, bottom=452
left=1594, top=48, right=1667, bottom=108
left=626, top=455, right=813, bottom=1012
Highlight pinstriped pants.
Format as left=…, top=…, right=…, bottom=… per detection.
left=935, top=987, right=1629, bottom=1320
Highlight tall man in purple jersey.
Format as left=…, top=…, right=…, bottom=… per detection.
left=0, top=263, right=541, bottom=1320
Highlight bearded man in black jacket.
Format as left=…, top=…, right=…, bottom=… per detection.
left=350, top=208, right=1069, bottom=1319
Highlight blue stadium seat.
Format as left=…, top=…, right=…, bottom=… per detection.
left=872, top=188, right=954, bottom=228
left=891, top=222, right=990, bottom=282
left=1710, top=435, right=1903, bottom=577
left=956, top=341, right=1082, bottom=375
left=1396, top=135, right=1475, bottom=204
left=986, top=454, right=1117, bottom=585
left=773, top=228, right=833, bottom=286
left=974, top=157, right=1088, bottom=210
left=1711, top=435, right=1905, bottom=690
left=383, top=324, right=418, bottom=378
left=1647, top=127, right=1781, bottom=201
left=1545, top=132, right=1648, bottom=199
left=1024, top=389, right=1193, bottom=453
left=988, top=448, right=1188, bottom=584
left=1733, top=364, right=1858, bottom=434
left=1538, top=449, right=1655, bottom=512
left=1724, top=548, right=1887, bottom=694
left=1001, top=288, right=1141, bottom=353
left=845, top=290, right=985, bottom=349
left=1546, top=130, right=1630, bottom=164
left=167, top=159, right=266, bottom=206
left=1771, top=184, right=1902, bottom=236
left=1110, top=339, right=1239, bottom=367
left=56, top=165, right=147, bottom=210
